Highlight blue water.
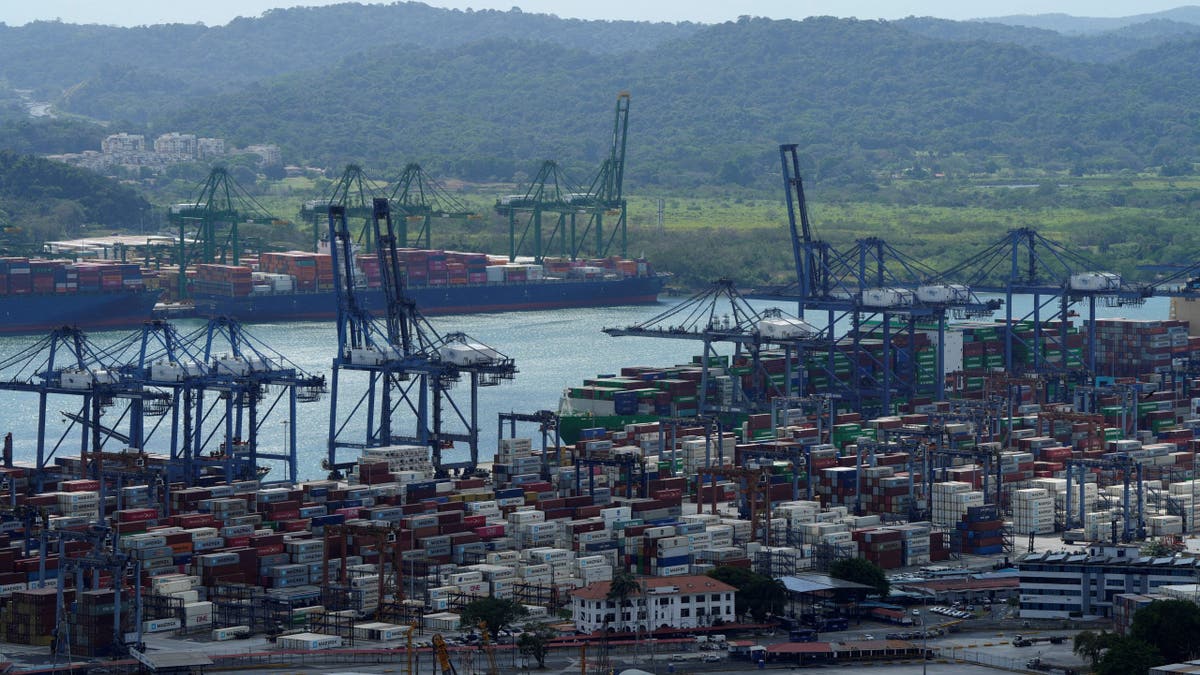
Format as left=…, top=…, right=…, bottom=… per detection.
left=0, top=294, right=1173, bottom=481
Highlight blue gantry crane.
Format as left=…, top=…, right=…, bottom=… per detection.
left=933, top=227, right=1149, bottom=390
left=602, top=278, right=830, bottom=415
left=326, top=199, right=516, bottom=477
left=760, top=145, right=998, bottom=414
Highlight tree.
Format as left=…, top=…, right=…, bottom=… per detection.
left=459, top=597, right=528, bottom=638
left=829, top=557, right=890, bottom=597
left=1129, top=599, right=1200, bottom=664
left=1073, top=629, right=1116, bottom=669
left=517, top=623, right=555, bottom=669
left=606, top=568, right=642, bottom=632
left=1095, top=636, right=1161, bottom=675
left=1140, top=539, right=1177, bottom=557
left=707, top=566, right=786, bottom=622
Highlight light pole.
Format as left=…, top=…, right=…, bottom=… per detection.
left=916, top=609, right=928, bottom=675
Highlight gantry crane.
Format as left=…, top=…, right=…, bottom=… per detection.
left=495, top=160, right=582, bottom=263
left=1064, top=455, right=1146, bottom=541
left=51, top=523, right=143, bottom=658
left=321, top=522, right=408, bottom=622
left=301, top=164, right=386, bottom=253
left=168, top=167, right=290, bottom=298
left=695, top=464, right=776, bottom=544
left=497, top=410, right=561, bottom=480
left=935, top=227, right=1149, bottom=389
left=603, top=278, right=829, bottom=415
left=326, top=199, right=516, bottom=477
left=0, top=326, right=166, bottom=491
left=387, top=163, right=479, bottom=250
left=495, top=93, right=631, bottom=261
left=754, top=145, right=998, bottom=414
left=94, top=318, right=326, bottom=484
left=570, top=91, right=631, bottom=260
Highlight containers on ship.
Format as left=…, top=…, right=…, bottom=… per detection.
left=193, top=264, right=253, bottom=297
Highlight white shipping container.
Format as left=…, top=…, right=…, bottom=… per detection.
left=277, top=632, right=343, bottom=650
left=212, top=626, right=251, bottom=641
left=143, top=618, right=181, bottom=633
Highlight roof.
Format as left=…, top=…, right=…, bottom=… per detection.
left=766, top=642, right=835, bottom=655
left=897, top=577, right=1019, bottom=593
left=1151, top=663, right=1200, bottom=673
left=132, top=650, right=215, bottom=671
left=571, top=575, right=737, bottom=601
left=835, top=640, right=920, bottom=652
left=780, top=573, right=873, bottom=594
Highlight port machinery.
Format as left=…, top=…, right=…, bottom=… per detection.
left=496, top=92, right=631, bottom=262
left=603, top=277, right=832, bottom=416
left=168, top=167, right=290, bottom=298
left=0, top=317, right=327, bottom=490
left=325, top=199, right=516, bottom=478
left=302, top=163, right=477, bottom=253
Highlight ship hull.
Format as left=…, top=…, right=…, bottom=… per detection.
left=0, top=290, right=162, bottom=335
left=192, top=275, right=665, bottom=321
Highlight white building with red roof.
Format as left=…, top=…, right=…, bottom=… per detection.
left=570, top=575, right=737, bottom=633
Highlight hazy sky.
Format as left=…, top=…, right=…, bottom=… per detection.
left=0, top=0, right=1193, bottom=27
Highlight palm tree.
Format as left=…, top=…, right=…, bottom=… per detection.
left=606, top=568, right=642, bottom=633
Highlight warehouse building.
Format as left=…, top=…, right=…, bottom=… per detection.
left=1018, top=544, right=1200, bottom=619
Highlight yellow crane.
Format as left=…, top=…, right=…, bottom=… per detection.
left=432, top=634, right=457, bottom=674
left=404, top=621, right=418, bottom=675
left=478, top=620, right=500, bottom=675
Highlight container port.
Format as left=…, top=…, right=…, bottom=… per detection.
left=6, top=147, right=1200, bottom=673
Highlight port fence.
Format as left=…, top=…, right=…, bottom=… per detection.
left=937, top=646, right=1027, bottom=671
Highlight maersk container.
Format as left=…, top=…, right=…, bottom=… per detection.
left=212, top=625, right=251, bottom=641
left=143, top=618, right=181, bottom=633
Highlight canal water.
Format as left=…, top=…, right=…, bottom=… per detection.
left=0, top=294, right=1173, bottom=481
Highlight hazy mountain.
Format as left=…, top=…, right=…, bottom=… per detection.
left=981, top=5, right=1200, bottom=34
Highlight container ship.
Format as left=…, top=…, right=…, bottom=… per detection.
left=186, top=249, right=665, bottom=321
left=0, top=258, right=161, bottom=335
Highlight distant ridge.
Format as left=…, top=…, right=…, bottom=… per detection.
left=980, top=5, right=1200, bottom=34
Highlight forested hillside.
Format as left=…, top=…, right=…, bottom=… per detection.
left=0, top=2, right=697, bottom=122
left=2, top=5, right=1200, bottom=192
left=153, top=16, right=1200, bottom=191
left=0, top=151, right=152, bottom=243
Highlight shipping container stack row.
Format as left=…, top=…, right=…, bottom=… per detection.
left=950, top=321, right=1084, bottom=395
left=541, top=255, right=652, bottom=280
left=950, top=505, right=1006, bottom=556
left=0, top=257, right=145, bottom=296
left=258, top=252, right=334, bottom=292
left=804, top=331, right=938, bottom=400
left=1090, top=319, right=1198, bottom=379
left=1011, top=488, right=1056, bottom=535
left=192, top=263, right=254, bottom=297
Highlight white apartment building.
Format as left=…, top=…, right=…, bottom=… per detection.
left=154, top=132, right=198, bottom=157
left=571, top=575, right=737, bottom=633
left=101, top=133, right=145, bottom=153
left=1018, top=544, right=1200, bottom=619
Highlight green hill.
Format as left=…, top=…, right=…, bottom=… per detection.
left=157, top=16, right=1200, bottom=189
left=0, top=151, right=152, bottom=247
